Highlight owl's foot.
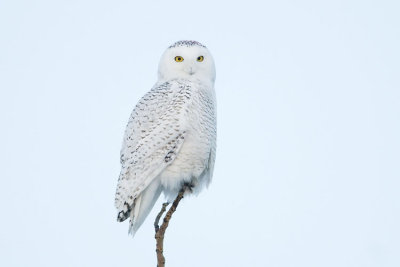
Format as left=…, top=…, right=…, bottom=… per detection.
left=182, top=182, right=195, bottom=195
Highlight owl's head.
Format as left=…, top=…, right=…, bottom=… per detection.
left=158, top=40, right=216, bottom=84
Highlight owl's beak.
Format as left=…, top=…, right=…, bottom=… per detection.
left=185, top=66, right=195, bottom=75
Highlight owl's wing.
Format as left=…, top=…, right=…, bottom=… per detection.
left=115, top=81, right=191, bottom=221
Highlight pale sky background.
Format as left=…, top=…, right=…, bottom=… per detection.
left=1, top=0, right=399, bottom=266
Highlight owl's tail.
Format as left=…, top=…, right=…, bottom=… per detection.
left=128, top=178, right=162, bottom=237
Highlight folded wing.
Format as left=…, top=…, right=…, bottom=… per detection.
left=115, top=81, right=191, bottom=221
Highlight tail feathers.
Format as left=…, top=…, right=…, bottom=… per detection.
left=128, top=179, right=162, bottom=237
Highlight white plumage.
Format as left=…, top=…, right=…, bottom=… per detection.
left=115, top=41, right=217, bottom=236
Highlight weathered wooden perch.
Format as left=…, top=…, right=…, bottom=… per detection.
left=154, top=187, right=186, bottom=267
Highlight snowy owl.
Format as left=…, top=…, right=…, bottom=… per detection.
left=115, top=40, right=217, bottom=236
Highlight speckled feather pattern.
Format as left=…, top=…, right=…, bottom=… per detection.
left=168, top=40, right=206, bottom=49
left=115, top=79, right=216, bottom=222
left=115, top=41, right=216, bottom=235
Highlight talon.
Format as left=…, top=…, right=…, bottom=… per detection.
left=182, top=182, right=195, bottom=193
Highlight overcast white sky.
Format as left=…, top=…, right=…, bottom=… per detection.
left=1, top=0, right=399, bottom=266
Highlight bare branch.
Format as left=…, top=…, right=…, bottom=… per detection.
left=154, top=202, right=169, bottom=233
left=154, top=186, right=187, bottom=267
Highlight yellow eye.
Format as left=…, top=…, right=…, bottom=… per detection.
left=197, top=56, right=204, bottom=62
left=175, top=56, right=184, bottom=62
